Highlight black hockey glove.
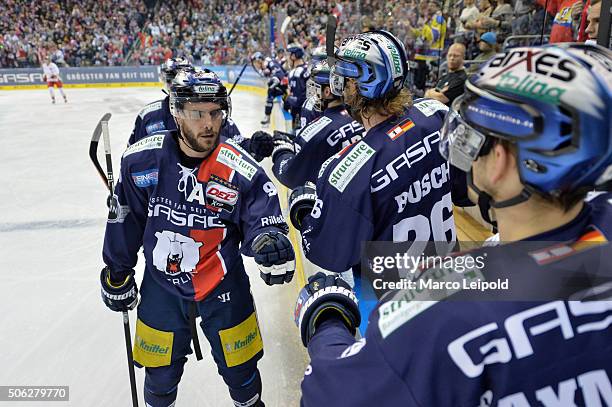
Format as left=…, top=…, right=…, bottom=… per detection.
left=100, top=267, right=139, bottom=312
left=289, top=183, right=317, bottom=231
left=248, top=131, right=274, bottom=161
left=271, top=131, right=299, bottom=163
left=294, top=272, right=360, bottom=347
left=252, top=231, right=296, bottom=285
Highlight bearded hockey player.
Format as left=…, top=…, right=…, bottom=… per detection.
left=100, top=69, right=296, bottom=407
left=250, top=52, right=288, bottom=126
left=284, top=44, right=310, bottom=130
left=130, top=58, right=273, bottom=161
left=289, top=30, right=456, bottom=276
left=294, top=44, right=612, bottom=406
left=269, top=60, right=364, bottom=189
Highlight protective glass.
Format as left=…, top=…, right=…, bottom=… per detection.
left=329, top=65, right=345, bottom=97
left=174, top=106, right=227, bottom=121
left=306, top=79, right=323, bottom=111
left=439, top=107, right=487, bottom=173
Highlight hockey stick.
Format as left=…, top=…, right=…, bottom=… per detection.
left=228, top=63, right=248, bottom=96
left=89, top=113, right=112, bottom=191
left=89, top=114, right=139, bottom=407
left=326, top=14, right=338, bottom=67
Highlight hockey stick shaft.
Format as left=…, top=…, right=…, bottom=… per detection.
left=228, top=64, right=248, bottom=96
left=123, top=311, right=139, bottom=407
left=89, top=113, right=139, bottom=406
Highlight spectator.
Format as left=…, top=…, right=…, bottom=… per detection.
left=585, top=0, right=602, bottom=42
left=410, top=1, right=447, bottom=92
left=550, top=0, right=583, bottom=42
left=424, top=42, right=467, bottom=105
left=457, top=0, right=480, bottom=33
left=468, top=31, right=498, bottom=73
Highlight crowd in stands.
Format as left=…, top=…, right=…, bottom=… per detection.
left=1, top=0, right=148, bottom=68
left=1, top=0, right=604, bottom=92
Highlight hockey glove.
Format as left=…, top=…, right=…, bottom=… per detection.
left=294, top=272, right=360, bottom=347
left=267, top=76, right=281, bottom=90
left=271, top=132, right=299, bottom=163
left=284, top=95, right=298, bottom=112
left=252, top=231, right=296, bottom=285
left=288, top=183, right=317, bottom=231
left=100, top=267, right=139, bottom=312
left=249, top=131, right=274, bottom=161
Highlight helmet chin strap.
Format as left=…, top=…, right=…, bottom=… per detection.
left=467, top=170, right=532, bottom=228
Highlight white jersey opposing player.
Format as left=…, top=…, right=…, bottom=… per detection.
left=42, top=57, right=67, bottom=104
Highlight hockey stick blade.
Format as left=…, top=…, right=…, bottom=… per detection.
left=89, top=113, right=112, bottom=192
left=326, top=14, right=337, bottom=66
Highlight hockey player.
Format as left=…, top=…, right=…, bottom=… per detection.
left=299, top=46, right=328, bottom=130
left=100, top=69, right=296, bottom=407
left=294, top=44, right=612, bottom=406
left=130, top=58, right=273, bottom=161
left=289, top=30, right=456, bottom=276
left=269, top=60, right=364, bottom=189
left=250, top=52, right=288, bottom=126
left=41, top=56, right=67, bottom=104
left=284, top=44, right=310, bottom=130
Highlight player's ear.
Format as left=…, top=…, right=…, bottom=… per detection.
left=489, top=142, right=514, bottom=186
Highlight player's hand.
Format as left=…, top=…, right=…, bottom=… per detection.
left=249, top=131, right=274, bottom=161
left=267, top=76, right=281, bottom=89
left=271, top=131, right=299, bottom=163
left=252, top=231, right=296, bottom=285
left=294, top=272, right=360, bottom=347
left=289, top=183, right=317, bottom=231
left=100, top=267, right=139, bottom=312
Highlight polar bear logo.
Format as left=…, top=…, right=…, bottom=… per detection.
left=153, top=231, right=203, bottom=276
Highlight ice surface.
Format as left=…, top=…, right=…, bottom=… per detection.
left=0, top=87, right=306, bottom=406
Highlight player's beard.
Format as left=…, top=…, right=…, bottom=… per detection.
left=179, top=122, right=220, bottom=157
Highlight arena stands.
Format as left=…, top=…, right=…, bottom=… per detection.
left=1, top=0, right=599, bottom=93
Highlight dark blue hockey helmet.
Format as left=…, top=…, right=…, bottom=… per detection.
left=169, top=68, right=231, bottom=121
left=287, top=43, right=305, bottom=60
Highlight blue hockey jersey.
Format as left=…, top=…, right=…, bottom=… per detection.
left=301, top=192, right=612, bottom=406
left=264, top=58, right=287, bottom=81
left=128, top=95, right=242, bottom=147
left=103, top=132, right=288, bottom=301
left=299, top=97, right=321, bottom=130
left=300, top=98, right=455, bottom=273
left=273, top=105, right=364, bottom=189
left=287, top=63, right=310, bottom=112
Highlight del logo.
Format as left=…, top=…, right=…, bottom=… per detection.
left=132, top=169, right=158, bottom=187
left=205, top=175, right=239, bottom=213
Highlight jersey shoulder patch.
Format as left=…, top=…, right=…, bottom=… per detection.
left=299, top=116, right=333, bottom=142
left=138, top=100, right=163, bottom=119
left=123, top=134, right=166, bottom=158
left=413, top=98, right=449, bottom=117
left=328, top=141, right=376, bottom=192
left=216, top=144, right=259, bottom=181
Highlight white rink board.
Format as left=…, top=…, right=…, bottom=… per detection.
left=0, top=87, right=306, bottom=406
